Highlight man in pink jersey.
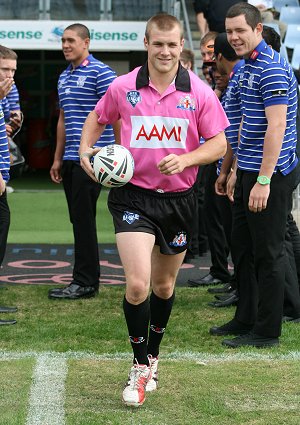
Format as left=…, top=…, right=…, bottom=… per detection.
left=80, top=13, right=228, bottom=408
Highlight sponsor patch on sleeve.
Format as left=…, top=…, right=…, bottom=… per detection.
left=271, top=90, right=287, bottom=96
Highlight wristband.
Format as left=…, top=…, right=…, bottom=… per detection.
left=257, top=175, right=271, bottom=185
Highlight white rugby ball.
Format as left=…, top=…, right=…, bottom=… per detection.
left=93, top=145, right=134, bottom=187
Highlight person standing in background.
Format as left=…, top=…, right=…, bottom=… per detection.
left=213, top=3, right=298, bottom=347
left=193, top=0, right=247, bottom=36
left=0, top=45, right=18, bottom=324
left=48, top=23, right=118, bottom=300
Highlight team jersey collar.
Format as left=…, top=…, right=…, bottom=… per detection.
left=230, top=59, right=245, bottom=79
left=67, top=54, right=93, bottom=71
left=136, top=62, right=191, bottom=92
left=246, top=39, right=268, bottom=63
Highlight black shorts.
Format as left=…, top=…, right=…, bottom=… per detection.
left=107, top=183, right=197, bottom=255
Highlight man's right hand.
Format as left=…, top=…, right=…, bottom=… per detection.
left=0, top=173, right=5, bottom=196
left=0, top=78, right=14, bottom=100
left=50, top=159, right=63, bottom=183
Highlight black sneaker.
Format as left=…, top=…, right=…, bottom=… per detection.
left=208, top=282, right=232, bottom=294
left=209, top=318, right=253, bottom=336
left=215, top=290, right=237, bottom=301
left=48, top=283, right=98, bottom=300
left=0, top=319, right=17, bottom=325
left=282, top=316, right=300, bottom=323
left=222, top=332, right=279, bottom=348
left=0, top=306, right=18, bottom=313
left=207, top=293, right=238, bottom=308
left=188, top=273, right=223, bottom=287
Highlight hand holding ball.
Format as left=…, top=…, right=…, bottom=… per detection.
left=93, top=145, right=134, bottom=187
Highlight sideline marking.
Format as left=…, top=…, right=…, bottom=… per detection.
left=25, top=354, right=67, bottom=425
left=1, top=350, right=300, bottom=363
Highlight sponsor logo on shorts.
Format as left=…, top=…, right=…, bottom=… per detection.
left=130, top=116, right=188, bottom=149
left=129, top=336, right=145, bottom=344
left=123, top=211, right=139, bottom=224
left=169, top=231, right=187, bottom=247
left=126, top=90, right=142, bottom=107
left=150, top=325, right=165, bottom=334
left=176, top=95, right=196, bottom=111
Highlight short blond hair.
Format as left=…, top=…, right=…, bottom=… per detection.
left=145, top=13, right=183, bottom=42
left=200, top=31, right=218, bottom=48
left=180, top=48, right=195, bottom=69
left=0, top=45, right=17, bottom=60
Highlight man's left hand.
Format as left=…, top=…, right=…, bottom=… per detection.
left=157, top=154, right=186, bottom=175
left=248, top=182, right=270, bottom=213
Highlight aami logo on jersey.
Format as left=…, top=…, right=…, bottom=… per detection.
left=130, top=116, right=189, bottom=149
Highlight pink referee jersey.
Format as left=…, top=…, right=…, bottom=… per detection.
left=94, top=63, right=229, bottom=192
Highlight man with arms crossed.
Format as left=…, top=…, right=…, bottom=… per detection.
left=80, top=14, right=228, bottom=407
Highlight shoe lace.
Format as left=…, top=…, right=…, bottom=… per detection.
left=127, top=360, right=150, bottom=390
left=147, top=355, right=158, bottom=381
left=147, top=355, right=158, bottom=369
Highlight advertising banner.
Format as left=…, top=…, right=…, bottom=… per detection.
left=0, top=20, right=147, bottom=50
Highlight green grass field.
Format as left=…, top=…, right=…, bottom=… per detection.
left=7, top=171, right=115, bottom=244
left=1, top=172, right=300, bottom=425
left=1, top=286, right=300, bottom=425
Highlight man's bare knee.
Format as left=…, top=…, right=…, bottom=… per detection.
left=126, top=282, right=149, bottom=305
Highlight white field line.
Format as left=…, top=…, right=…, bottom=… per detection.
left=25, top=354, right=67, bottom=425
left=1, top=350, right=300, bottom=363
left=1, top=350, right=300, bottom=425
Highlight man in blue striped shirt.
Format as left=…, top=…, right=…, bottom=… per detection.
left=212, top=2, right=299, bottom=347
left=0, top=46, right=17, bottom=266
left=0, top=105, right=11, bottom=268
left=49, top=23, right=117, bottom=300
left=206, top=33, right=245, bottom=307
left=0, top=46, right=18, bottom=324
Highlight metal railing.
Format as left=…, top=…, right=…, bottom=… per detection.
left=35, top=0, right=180, bottom=20
left=0, top=0, right=182, bottom=20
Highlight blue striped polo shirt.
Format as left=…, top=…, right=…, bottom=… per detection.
left=0, top=105, right=10, bottom=182
left=1, top=97, right=10, bottom=121
left=6, top=85, right=20, bottom=111
left=217, top=59, right=244, bottom=175
left=237, top=40, right=298, bottom=175
left=58, top=54, right=116, bottom=161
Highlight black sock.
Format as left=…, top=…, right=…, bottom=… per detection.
left=147, top=291, right=175, bottom=358
left=123, top=296, right=150, bottom=365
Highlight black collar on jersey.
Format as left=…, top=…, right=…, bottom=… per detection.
left=136, top=62, right=191, bottom=92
